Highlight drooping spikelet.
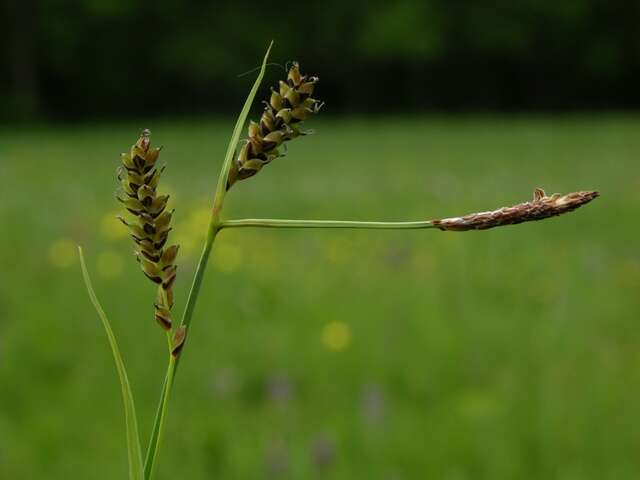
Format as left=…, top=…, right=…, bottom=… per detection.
left=116, top=130, right=178, bottom=331
left=227, top=62, right=322, bottom=189
left=432, top=188, right=599, bottom=231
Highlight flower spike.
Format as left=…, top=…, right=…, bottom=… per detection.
left=118, top=130, right=179, bottom=330
left=227, top=62, right=322, bottom=189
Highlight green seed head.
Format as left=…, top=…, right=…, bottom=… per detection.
left=227, top=62, right=322, bottom=189
left=117, top=130, right=179, bottom=330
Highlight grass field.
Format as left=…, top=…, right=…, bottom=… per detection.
left=0, top=115, right=638, bottom=479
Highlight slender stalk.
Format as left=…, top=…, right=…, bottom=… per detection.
left=144, top=358, right=175, bottom=479
left=179, top=223, right=221, bottom=332
left=143, top=371, right=167, bottom=478
left=219, top=188, right=599, bottom=232
left=144, top=214, right=431, bottom=477
left=220, top=218, right=437, bottom=230
left=142, top=41, right=273, bottom=480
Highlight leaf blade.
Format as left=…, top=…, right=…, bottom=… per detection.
left=213, top=40, right=274, bottom=206
left=78, top=246, right=144, bottom=480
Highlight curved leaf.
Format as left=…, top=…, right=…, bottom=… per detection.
left=79, top=246, right=144, bottom=480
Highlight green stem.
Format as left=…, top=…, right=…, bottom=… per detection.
left=220, top=218, right=438, bottom=230
left=142, top=41, right=273, bottom=480
left=143, top=213, right=433, bottom=476
left=179, top=223, right=221, bottom=333
left=143, top=203, right=222, bottom=480
left=143, top=358, right=175, bottom=480
left=143, top=371, right=166, bottom=478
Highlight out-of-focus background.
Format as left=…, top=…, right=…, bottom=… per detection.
left=3, top=0, right=640, bottom=119
left=1, top=1, right=639, bottom=479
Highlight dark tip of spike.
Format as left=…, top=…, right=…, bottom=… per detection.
left=154, top=236, right=168, bottom=250
left=155, top=314, right=172, bottom=331
left=150, top=208, right=165, bottom=219
left=143, top=272, right=163, bottom=284
left=133, top=155, right=145, bottom=170
left=141, top=250, right=161, bottom=262
left=162, top=273, right=177, bottom=290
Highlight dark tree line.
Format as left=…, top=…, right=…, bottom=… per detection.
left=2, top=0, right=640, bottom=120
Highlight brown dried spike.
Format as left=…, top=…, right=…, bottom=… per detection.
left=431, top=189, right=599, bottom=231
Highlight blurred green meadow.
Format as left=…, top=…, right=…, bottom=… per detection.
left=0, top=115, right=638, bottom=479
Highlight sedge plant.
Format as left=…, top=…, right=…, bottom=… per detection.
left=78, top=43, right=599, bottom=479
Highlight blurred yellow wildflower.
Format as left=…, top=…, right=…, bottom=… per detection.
left=188, top=207, right=210, bottom=233
left=211, top=242, right=243, bottom=273
left=100, top=211, right=128, bottom=240
left=49, top=238, right=76, bottom=268
left=174, top=230, right=198, bottom=259
left=96, top=251, right=124, bottom=278
left=322, top=321, right=351, bottom=351
left=172, top=206, right=210, bottom=259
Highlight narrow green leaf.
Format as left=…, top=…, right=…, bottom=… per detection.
left=78, top=246, right=144, bottom=480
left=213, top=40, right=274, bottom=209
